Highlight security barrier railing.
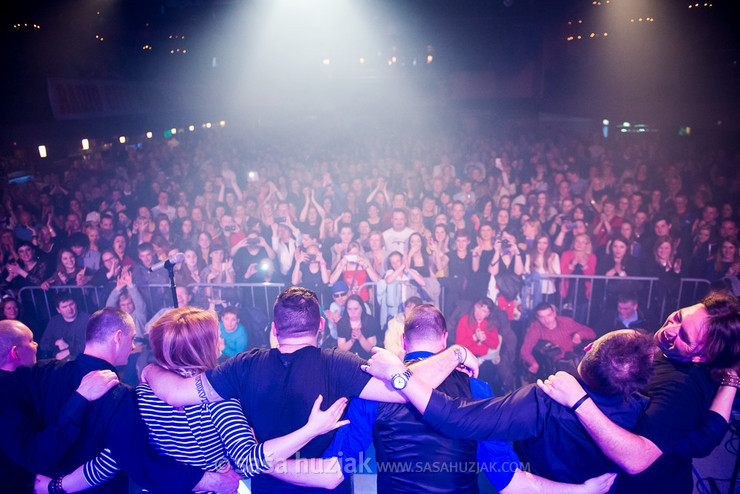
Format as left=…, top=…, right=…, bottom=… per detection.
left=18, top=282, right=286, bottom=329
left=16, top=276, right=711, bottom=331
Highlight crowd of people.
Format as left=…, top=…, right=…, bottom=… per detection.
left=1, top=125, right=740, bottom=391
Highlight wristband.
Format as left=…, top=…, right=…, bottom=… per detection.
left=720, top=374, right=740, bottom=389
left=49, top=476, right=67, bottom=494
left=570, top=394, right=590, bottom=413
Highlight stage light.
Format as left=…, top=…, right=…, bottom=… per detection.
left=206, top=122, right=212, bottom=128
left=119, top=136, right=126, bottom=144
left=427, top=55, right=433, bottom=63
left=188, top=125, right=195, bottom=132
left=82, top=139, right=90, bottom=150
left=602, top=119, right=609, bottom=125
left=146, top=132, right=153, bottom=138
left=622, top=122, right=631, bottom=127
left=38, top=145, right=47, bottom=158
left=219, top=121, right=226, bottom=127
left=322, top=59, right=331, bottom=65
left=171, top=128, right=177, bottom=135
left=359, top=58, right=365, bottom=64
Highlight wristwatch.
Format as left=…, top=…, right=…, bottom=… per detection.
left=391, top=368, right=413, bottom=390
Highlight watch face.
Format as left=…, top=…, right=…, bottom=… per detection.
left=392, top=374, right=406, bottom=390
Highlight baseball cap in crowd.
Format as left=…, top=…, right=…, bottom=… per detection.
left=86, top=212, right=101, bottom=225
left=332, top=281, right=349, bottom=295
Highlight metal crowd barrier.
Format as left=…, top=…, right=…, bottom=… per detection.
left=18, top=282, right=287, bottom=329
left=16, top=276, right=711, bottom=332
left=527, top=274, right=712, bottom=327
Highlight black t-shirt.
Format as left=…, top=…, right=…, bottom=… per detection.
left=615, top=354, right=716, bottom=494
left=336, top=316, right=381, bottom=360
left=206, top=346, right=372, bottom=493
left=233, top=246, right=268, bottom=282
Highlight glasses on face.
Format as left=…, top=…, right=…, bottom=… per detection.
left=333, top=292, right=348, bottom=299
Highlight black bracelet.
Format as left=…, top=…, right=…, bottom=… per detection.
left=570, top=394, right=590, bottom=413
left=49, top=476, right=67, bottom=494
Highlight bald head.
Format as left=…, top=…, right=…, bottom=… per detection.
left=0, top=320, right=38, bottom=371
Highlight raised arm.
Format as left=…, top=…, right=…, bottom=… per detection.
left=141, top=365, right=224, bottom=407
left=358, top=345, right=478, bottom=404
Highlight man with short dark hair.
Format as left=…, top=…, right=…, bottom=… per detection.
left=39, top=294, right=90, bottom=361
left=0, top=308, right=237, bottom=493
left=540, top=291, right=740, bottom=493
left=143, top=286, right=479, bottom=494
left=131, top=242, right=169, bottom=316
left=69, top=232, right=101, bottom=272
left=520, top=303, right=595, bottom=376
left=598, top=291, right=654, bottom=336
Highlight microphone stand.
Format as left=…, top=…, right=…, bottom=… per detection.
left=166, top=263, right=178, bottom=308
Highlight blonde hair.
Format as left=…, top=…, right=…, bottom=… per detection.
left=148, top=307, right=219, bottom=377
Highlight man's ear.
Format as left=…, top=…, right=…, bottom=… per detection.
left=10, top=346, right=18, bottom=361
left=318, top=317, right=325, bottom=334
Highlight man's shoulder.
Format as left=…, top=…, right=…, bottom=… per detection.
left=46, top=315, right=65, bottom=327
left=555, top=315, right=578, bottom=327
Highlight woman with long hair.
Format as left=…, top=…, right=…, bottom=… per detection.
left=429, top=223, right=450, bottom=277
left=336, top=294, right=380, bottom=360
left=0, top=296, right=21, bottom=321
left=706, top=236, right=740, bottom=282
left=42, top=248, right=86, bottom=289
left=328, top=242, right=379, bottom=302
left=404, top=232, right=441, bottom=306
left=525, top=234, right=561, bottom=299
left=454, top=297, right=515, bottom=393
left=366, top=231, right=387, bottom=275
left=196, top=231, right=213, bottom=266
left=559, top=233, right=597, bottom=316
left=36, top=307, right=349, bottom=493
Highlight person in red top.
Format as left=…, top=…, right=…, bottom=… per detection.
left=592, top=199, right=623, bottom=247
left=520, top=302, right=596, bottom=377
left=455, top=298, right=516, bottom=394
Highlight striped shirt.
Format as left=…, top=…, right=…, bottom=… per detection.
left=83, top=384, right=268, bottom=491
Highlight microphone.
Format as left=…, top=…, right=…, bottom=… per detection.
left=149, top=252, right=185, bottom=272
